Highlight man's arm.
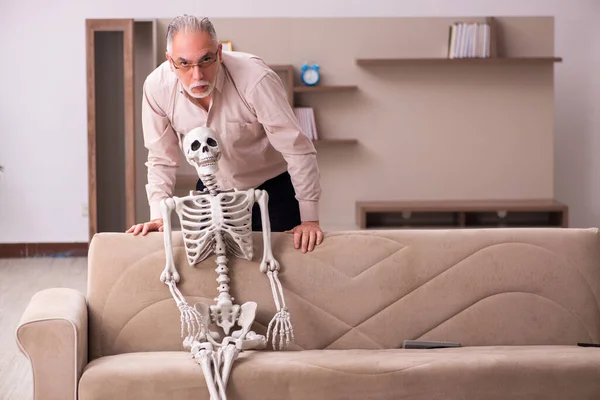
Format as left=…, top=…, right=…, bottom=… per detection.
left=140, top=80, right=180, bottom=222
left=247, top=70, right=322, bottom=223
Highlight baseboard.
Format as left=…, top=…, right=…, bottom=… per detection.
left=0, top=242, right=89, bottom=258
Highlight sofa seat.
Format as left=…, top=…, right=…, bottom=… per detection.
left=78, top=346, right=600, bottom=400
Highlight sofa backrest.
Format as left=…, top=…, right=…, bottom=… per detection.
left=87, top=228, right=600, bottom=360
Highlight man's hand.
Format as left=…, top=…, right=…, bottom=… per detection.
left=285, top=221, right=323, bottom=253
left=126, top=218, right=164, bottom=236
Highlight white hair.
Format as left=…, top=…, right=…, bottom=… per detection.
left=166, top=15, right=218, bottom=55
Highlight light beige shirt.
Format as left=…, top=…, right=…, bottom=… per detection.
left=141, top=51, right=321, bottom=222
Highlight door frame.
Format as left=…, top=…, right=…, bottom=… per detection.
left=86, top=19, right=135, bottom=241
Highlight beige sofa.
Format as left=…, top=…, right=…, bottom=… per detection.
left=16, top=228, right=600, bottom=399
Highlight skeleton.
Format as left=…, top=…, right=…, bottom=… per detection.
left=159, top=126, right=294, bottom=400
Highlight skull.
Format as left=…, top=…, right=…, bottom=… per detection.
left=183, top=127, right=221, bottom=176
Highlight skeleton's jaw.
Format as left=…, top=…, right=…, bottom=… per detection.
left=191, top=156, right=220, bottom=176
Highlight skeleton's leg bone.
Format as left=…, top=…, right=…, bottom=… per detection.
left=160, top=198, right=180, bottom=283
left=191, top=342, right=221, bottom=400
left=220, top=343, right=240, bottom=389
left=212, top=350, right=228, bottom=400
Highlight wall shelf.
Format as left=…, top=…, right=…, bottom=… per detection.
left=356, top=57, right=563, bottom=66
left=313, top=139, right=358, bottom=145
left=293, top=85, right=358, bottom=93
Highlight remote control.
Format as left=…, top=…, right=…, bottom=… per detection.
left=402, top=340, right=461, bottom=349
left=577, top=342, right=600, bottom=348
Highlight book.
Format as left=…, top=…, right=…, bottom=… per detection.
left=293, top=107, right=318, bottom=140
left=448, top=21, right=491, bottom=59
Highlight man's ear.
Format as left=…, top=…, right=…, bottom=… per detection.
left=166, top=52, right=174, bottom=71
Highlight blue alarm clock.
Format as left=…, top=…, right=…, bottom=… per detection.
left=300, top=63, right=320, bottom=86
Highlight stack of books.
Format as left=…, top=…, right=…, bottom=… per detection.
left=447, top=21, right=492, bottom=59
left=293, top=107, right=319, bottom=140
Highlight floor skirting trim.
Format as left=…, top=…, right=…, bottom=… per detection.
left=0, top=243, right=88, bottom=258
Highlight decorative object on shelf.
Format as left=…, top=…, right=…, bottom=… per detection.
left=219, top=40, right=233, bottom=51
left=300, top=63, right=320, bottom=86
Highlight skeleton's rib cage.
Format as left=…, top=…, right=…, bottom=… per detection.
left=174, top=189, right=256, bottom=265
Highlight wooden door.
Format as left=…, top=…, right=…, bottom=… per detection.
left=86, top=19, right=135, bottom=240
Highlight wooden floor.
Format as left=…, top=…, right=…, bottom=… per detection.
left=0, top=257, right=87, bottom=400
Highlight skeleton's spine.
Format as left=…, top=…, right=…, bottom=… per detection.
left=214, top=231, right=232, bottom=306
left=201, top=174, right=219, bottom=196
left=204, top=172, right=232, bottom=306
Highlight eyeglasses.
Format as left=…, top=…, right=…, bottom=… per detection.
left=170, top=50, right=219, bottom=71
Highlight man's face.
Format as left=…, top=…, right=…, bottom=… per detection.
left=167, top=30, right=222, bottom=99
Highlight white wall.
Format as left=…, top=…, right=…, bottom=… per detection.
left=0, top=0, right=598, bottom=242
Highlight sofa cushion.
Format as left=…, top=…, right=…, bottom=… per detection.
left=87, top=229, right=600, bottom=360
left=78, top=346, right=600, bottom=400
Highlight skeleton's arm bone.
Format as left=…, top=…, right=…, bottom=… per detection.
left=254, top=190, right=277, bottom=272
left=254, top=190, right=295, bottom=350
left=160, top=198, right=180, bottom=283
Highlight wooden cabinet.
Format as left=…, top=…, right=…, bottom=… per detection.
left=356, top=200, right=568, bottom=229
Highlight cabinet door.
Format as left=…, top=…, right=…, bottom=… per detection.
left=86, top=19, right=135, bottom=239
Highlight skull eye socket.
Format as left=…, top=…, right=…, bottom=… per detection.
left=207, top=137, right=217, bottom=147
left=191, top=140, right=201, bottom=151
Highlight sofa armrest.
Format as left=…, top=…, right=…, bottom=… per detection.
left=16, top=288, right=88, bottom=400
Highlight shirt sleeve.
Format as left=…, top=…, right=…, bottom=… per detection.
left=247, top=70, right=322, bottom=222
left=141, top=79, right=180, bottom=220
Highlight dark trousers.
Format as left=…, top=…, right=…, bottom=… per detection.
left=196, top=171, right=301, bottom=232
